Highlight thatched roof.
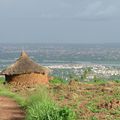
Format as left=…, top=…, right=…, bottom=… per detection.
left=1, top=51, right=50, bottom=75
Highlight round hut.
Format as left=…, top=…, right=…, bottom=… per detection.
left=0, top=51, right=50, bottom=88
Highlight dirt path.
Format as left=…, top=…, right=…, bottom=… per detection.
left=0, top=96, right=25, bottom=120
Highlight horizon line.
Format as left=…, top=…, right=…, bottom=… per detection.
left=1, top=42, right=120, bottom=44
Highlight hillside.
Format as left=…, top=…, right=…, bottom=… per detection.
left=1, top=77, right=120, bottom=120
left=49, top=80, right=120, bottom=120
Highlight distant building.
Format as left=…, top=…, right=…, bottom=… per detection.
left=0, top=51, right=50, bottom=88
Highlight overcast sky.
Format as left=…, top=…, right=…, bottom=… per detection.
left=0, top=0, right=120, bottom=43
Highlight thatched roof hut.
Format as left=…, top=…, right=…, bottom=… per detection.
left=1, top=51, right=50, bottom=89
left=1, top=51, right=50, bottom=75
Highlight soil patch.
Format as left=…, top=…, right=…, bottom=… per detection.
left=98, top=99, right=120, bottom=109
left=0, top=96, right=25, bottom=120
left=49, top=81, right=120, bottom=119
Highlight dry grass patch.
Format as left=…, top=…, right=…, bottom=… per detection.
left=49, top=81, right=120, bottom=120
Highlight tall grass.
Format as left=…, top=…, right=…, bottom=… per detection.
left=25, top=86, right=76, bottom=120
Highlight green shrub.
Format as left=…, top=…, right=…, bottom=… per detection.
left=90, top=116, right=98, bottom=120
left=50, top=77, right=67, bottom=84
left=114, top=80, right=120, bottom=83
left=26, top=103, right=75, bottom=120
left=92, top=77, right=107, bottom=84
left=0, top=77, right=5, bottom=84
left=25, top=86, right=76, bottom=120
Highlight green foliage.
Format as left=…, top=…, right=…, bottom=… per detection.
left=114, top=80, right=120, bottom=83
left=25, top=86, right=76, bottom=120
left=90, top=116, right=98, bottom=120
left=50, top=77, right=67, bottom=84
left=86, top=101, right=100, bottom=113
left=110, top=107, right=120, bottom=115
left=58, top=107, right=76, bottom=120
left=86, top=78, right=107, bottom=85
left=92, top=76, right=107, bottom=84
left=0, top=77, right=5, bottom=84
left=0, top=84, right=25, bottom=107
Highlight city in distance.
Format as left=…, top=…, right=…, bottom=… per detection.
left=1, top=43, right=120, bottom=81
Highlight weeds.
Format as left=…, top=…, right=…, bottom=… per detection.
left=86, top=101, right=100, bottom=113
left=90, top=116, right=98, bottom=120
left=0, top=83, right=26, bottom=107
left=25, top=86, right=76, bottom=120
left=0, top=77, right=5, bottom=84
left=50, top=77, right=68, bottom=84
left=1, top=77, right=120, bottom=120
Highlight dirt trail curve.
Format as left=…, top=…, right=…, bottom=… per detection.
left=0, top=96, right=25, bottom=120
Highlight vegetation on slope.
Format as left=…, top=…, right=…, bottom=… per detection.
left=25, top=86, right=76, bottom=120
left=1, top=76, right=120, bottom=120
left=0, top=77, right=26, bottom=107
left=0, top=77, right=75, bottom=120
left=49, top=80, right=120, bottom=120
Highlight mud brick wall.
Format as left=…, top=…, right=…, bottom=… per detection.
left=5, top=73, right=49, bottom=89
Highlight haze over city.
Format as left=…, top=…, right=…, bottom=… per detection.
left=0, top=0, right=120, bottom=43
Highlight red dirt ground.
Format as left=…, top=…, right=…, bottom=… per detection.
left=0, top=96, right=25, bottom=120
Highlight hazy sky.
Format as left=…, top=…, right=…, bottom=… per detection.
left=0, top=0, right=120, bottom=43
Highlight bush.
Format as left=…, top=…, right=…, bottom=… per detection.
left=0, top=77, right=5, bottom=84
left=25, top=86, right=76, bottom=120
left=92, top=76, right=107, bottom=84
left=50, top=77, right=67, bottom=84
left=114, top=80, right=120, bottom=83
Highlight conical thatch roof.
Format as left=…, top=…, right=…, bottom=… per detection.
left=1, top=51, right=50, bottom=75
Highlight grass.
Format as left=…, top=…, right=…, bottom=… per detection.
left=50, top=77, right=68, bottom=84
left=50, top=80, right=120, bottom=120
left=90, top=116, right=98, bottom=120
left=25, top=86, right=76, bottom=120
left=86, top=100, right=100, bottom=113
left=114, top=80, right=120, bottom=83
left=0, top=82, right=76, bottom=120
left=0, top=77, right=5, bottom=83
left=86, top=78, right=108, bottom=85
left=0, top=77, right=76, bottom=120
left=1, top=76, right=120, bottom=120
left=0, top=85, right=26, bottom=107
left=0, top=77, right=26, bottom=107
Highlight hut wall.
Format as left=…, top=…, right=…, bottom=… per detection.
left=5, top=73, right=49, bottom=88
